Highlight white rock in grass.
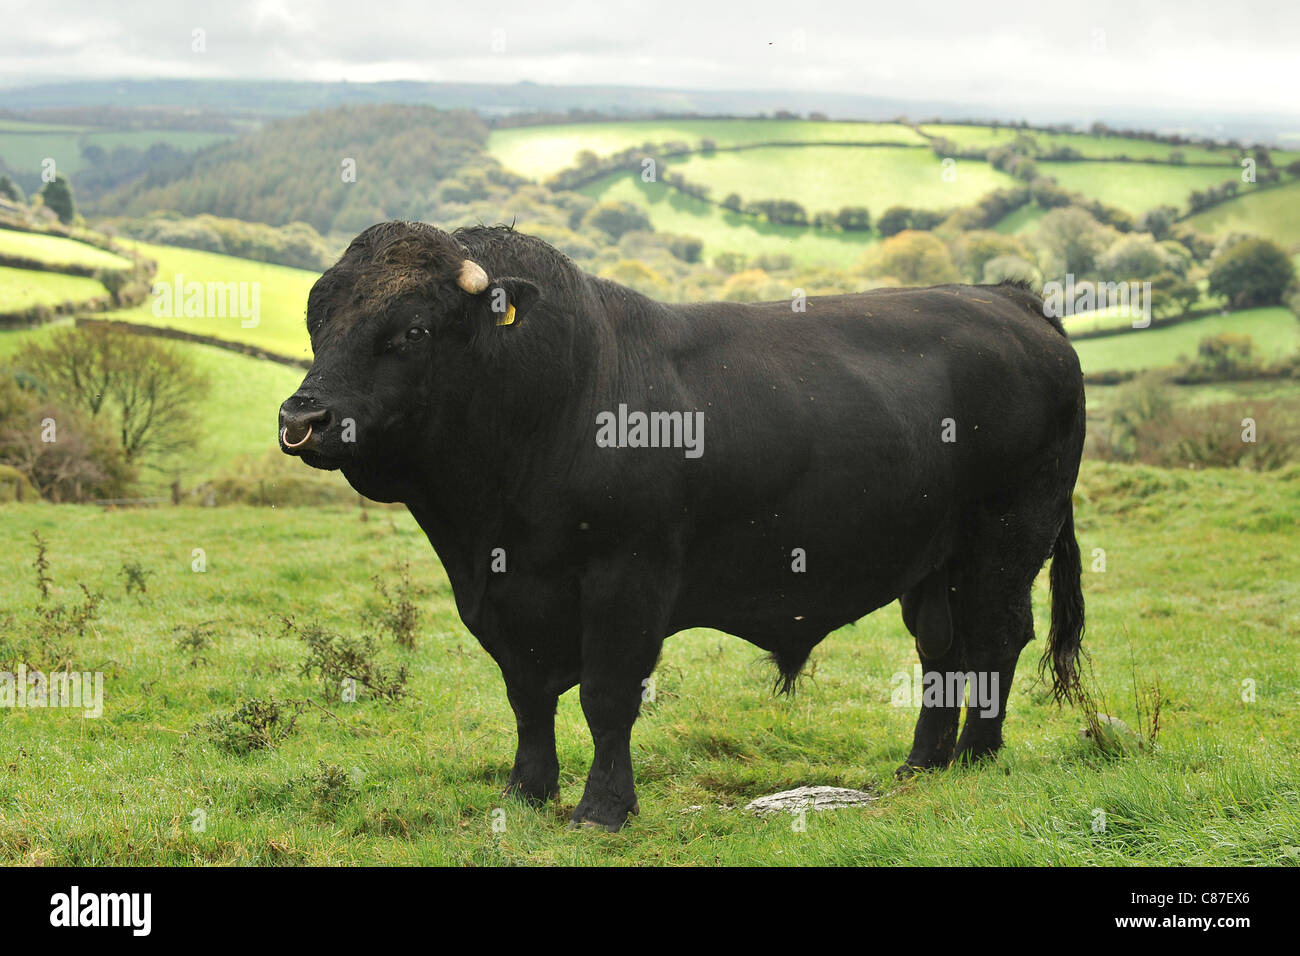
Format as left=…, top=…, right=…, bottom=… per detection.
left=745, top=786, right=877, bottom=816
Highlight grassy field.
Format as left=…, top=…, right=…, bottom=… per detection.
left=488, top=119, right=927, bottom=180
left=1038, top=161, right=1257, bottom=215
left=0, top=264, right=107, bottom=311
left=0, top=120, right=234, bottom=177
left=0, top=459, right=1295, bottom=865
left=580, top=172, right=876, bottom=268
left=1072, top=307, right=1299, bottom=374
left=918, top=124, right=1249, bottom=165
left=1185, top=180, right=1300, bottom=248
left=0, top=228, right=135, bottom=271
left=99, top=239, right=319, bottom=358
left=667, top=145, right=1015, bottom=213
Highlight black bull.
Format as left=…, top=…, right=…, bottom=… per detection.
left=279, top=221, right=1086, bottom=831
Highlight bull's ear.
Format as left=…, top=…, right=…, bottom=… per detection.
left=481, top=277, right=540, bottom=328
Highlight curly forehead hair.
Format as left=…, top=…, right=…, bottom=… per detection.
left=307, top=221, right=465, bottom=334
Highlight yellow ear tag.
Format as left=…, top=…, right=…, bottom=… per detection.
left=496, top=304, right=516, bottom=327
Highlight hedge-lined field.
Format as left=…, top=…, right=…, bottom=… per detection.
left=0, top=264, right=107, bottom=312
left=0, top=228, right=134, bottom=271
left=488, top=119, right=927, bottom=180
left=1072, top=307, right=1299, bottom=374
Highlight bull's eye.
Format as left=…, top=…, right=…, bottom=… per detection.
left=405, top=327, right=428, bottom=342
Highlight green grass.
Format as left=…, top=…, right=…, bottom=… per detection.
left=0, top=121, right=233, bottom=177
left=0, top=458, right=1296, bottom=864
left=1073, top=307, right=1299, bottom=373
left=991, top=202, right=1046, bottom=235
left=0, top=228, right=134, bottom=271
left=1038, top=161, right=1257, bottom=215
left=580, top=172, right=876, bottom=268
left=1185, top=180, right=1300, bottom=248
left=104, top=239, right=319, bottom=358
left=668, top=145, right=1015, bottom=214
left=919, top=124, right=1245, bottom=165
left=488, top=119, right=927, bottom=180
left=0, top=265, right=107, bottom=311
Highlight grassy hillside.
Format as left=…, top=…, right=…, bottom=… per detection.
left=667, top=145, right=1015, bottom=213
left=1185, top=180, right=1300, bottom=247
left=0, top=228, right=134, bottom=271
left=580, top=173, right=875, bottom=268
left=919, top=124, right=1247, bottom=165
left=0, top=264, right=106, bottom=311
left=488, top=119, right=927, bottom=180
left=1039, top=161, right=1257, bottom=215
left=100, top=239, right=318, bottom=358
left=0, top=119, right=233, bottom=177
left=101, top=106, right=489, bottom=235
left=1073, top=307, right=1299, bottom=373
left=0, top=459, right=1295, bottom=865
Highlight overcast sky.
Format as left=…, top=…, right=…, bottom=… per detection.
left=1, top=0, right=1297, bottom=115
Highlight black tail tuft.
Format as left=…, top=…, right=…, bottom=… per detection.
left=1040, top=500, right=1086, bottom=704
left=765, top=647, right=809, bottom=697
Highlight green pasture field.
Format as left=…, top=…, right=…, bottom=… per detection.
left=0, top=228, right=135, bottom=271
left=580, top=172, right=876, bottom=268
left=0, top=120, right=233, bottom=177
left=1185, top=180, right=1300, bottom=248
left=918, top=124, right=1246, bottom=166
left=0, top=264, right=106, bottom=311
left=666, top=145, right=1015, bottom=214
left=1072, top=307, right=1299, bottom=374
left=488, top=119, right=927, bottom=180
left=1037, top=161, right=1257, bottom=215
left=0, top=459, right=1296, bottom=865
left=991, top=202, right=1045, bottom=235
left=99, top=239, right=319, bottom=359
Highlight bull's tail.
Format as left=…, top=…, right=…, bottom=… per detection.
left=1041, top=499, right=1085, bottom=704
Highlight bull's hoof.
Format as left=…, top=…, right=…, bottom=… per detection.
left=895, top=758, right=948, bottom=779
left=569, top=799, right=638, bottom=832
left=504, top=779, right=559, bottom=807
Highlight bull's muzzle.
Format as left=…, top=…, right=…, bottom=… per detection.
left=278, top=398, right=331, bottom=454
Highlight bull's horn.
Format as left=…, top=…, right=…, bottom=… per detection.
left=457, top=259, right=488, bottom=293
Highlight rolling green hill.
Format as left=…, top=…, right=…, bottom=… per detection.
left=488, top=119, right=927, bottom=180
left=919, top=123, right=1247, bottom=165
left=1184, top=180, right=1300, bottom=248
left=100, top=239, right=319, bottom=358
left=580, top=173, right=875, bottom=267
left=0, top=265, right=106, bottom=311
left=1072, top=307, right=1299, bottom=373
left=0, top=228, right=134, bottom=271
left=1038, top=161, right=1257, bottom=215
left=0, top=119, right=234, bottom=178
left=666, top=145, right=1015, bottom=213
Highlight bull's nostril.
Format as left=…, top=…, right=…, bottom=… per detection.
left=282, top=423, right=313, bottom=448
left=280, top=404, right=332, bottom=450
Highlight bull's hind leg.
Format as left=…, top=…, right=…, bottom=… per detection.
left=898, top=566, right=964, bottom=776
left=950, top=503, right=1057, bottom=765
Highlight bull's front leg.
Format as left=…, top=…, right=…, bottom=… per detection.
left=570, top=552, right=675, bottom=831
left=503, top=677, right=560, bottom=805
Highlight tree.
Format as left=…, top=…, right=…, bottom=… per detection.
left=15, top=325, right=210, bottom=465
left=1035, top=206, right=1116, bottom=277
left=1136, top=205, right=1178, bottom=240
left=835, top=207, right=871, bottom=232
left=860, top=231, right=960, bottom=286
left=580, top=201, right=652, bottom=241
left=0, top=174, right=23, bottom=203
left=1207, top=238, right=1296, bottom=308
left=41, top=174, right=77, bottom=224
left=876, top=206, right=913, bottom=237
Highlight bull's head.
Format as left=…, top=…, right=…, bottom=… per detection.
left=278, top=221, right=539, bottom=494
